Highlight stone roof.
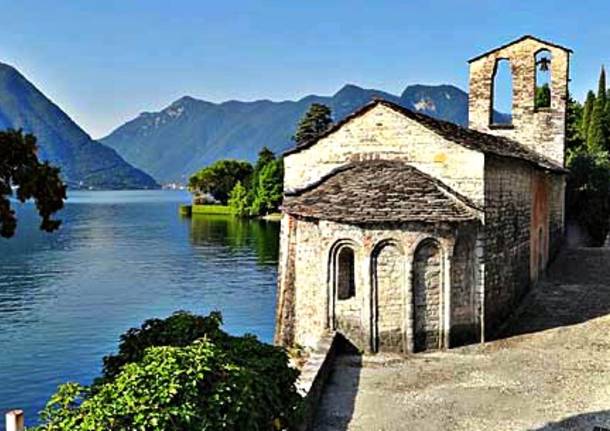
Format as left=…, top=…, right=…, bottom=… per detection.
left=282, top=160, right=481, bottom=224
left=284, top=99, right=567, bottom=174
left=468, top=35, right=572, bottom=63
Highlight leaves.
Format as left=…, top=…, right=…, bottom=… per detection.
left=188, top=160, right=253, bottom=204
left=227, top=181, right=249, bottom=216
left=226, top=147, right=284, bottom=217
left=0, top=129, right=66, bottom=238
left=566, top=72, right=610, bottom=245
left=292, top=103, right=333, bottom=146
left=34, top=312, right=302, bottom=431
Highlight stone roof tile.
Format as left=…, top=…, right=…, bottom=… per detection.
left=283, top=160, right=480, bottom=224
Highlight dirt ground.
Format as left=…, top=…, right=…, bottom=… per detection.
left=314, top=247, right=610, bottom=431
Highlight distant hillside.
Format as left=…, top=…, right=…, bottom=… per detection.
left=0, top=63, right=158, bottom=189
left=101, top=84, right=504, bottom=184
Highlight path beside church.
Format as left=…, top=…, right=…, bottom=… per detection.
left=314, top=247, right=610, bottom=430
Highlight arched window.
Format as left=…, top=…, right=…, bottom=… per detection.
left=337, top=247, right=355, bottom=300
left=491, top=59, right=513, bottom=126
left=535, top=50, right=552, bottom=109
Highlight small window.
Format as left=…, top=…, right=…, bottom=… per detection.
left=491, top=59, right=513, bottom=126
left=535, top=50, right=552, bottom=109
left=337, top=247, right=355, bottom=300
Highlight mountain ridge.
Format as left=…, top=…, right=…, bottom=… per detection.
left=102, top=83, right=490, bottom=184
left=0, top=62, right=159, bottom=190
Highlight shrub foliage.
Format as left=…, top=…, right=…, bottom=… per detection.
left=34, top=312, right=302, bottom=431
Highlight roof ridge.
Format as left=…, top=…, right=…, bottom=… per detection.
left=468, top=35, right=573, bottom=64
left=284, top=98, right=566, bottom=174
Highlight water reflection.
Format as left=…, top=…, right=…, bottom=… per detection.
left=188, top=214, right=280, bottom=265
left=0, top=191, right=280, bottom=429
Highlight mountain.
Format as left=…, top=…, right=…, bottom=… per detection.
left=101, top=84, right=501, bottom=184
left=0, top=63, right=158, bottom=189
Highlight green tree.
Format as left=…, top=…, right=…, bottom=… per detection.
left=587, top=67, right=608, bottom=153
left=292, top=103, right=333, bottom=146
left=566, top=147, right=610, bottom=245
left=253, top=146, right=275, bottom=172
left=534, top=83, right=551, bottom=109
left=188, top=160, right=253, bottom=204
left=0, top=129, right=66, bottom=238
left=34, top=312, right=302, bottom=431
left=566, top=95, right=584, bottom=152
left=228, top=181, right=249, bottom=216
left=250, top=159, right=284, bottom=216
left=581, top=90, right=596, bottom=142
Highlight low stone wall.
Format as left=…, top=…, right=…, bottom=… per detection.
left=295, top=332, right=341, bottom=431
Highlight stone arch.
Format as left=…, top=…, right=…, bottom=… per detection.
left=490, top=58, right=513, bottom=126
left=371, top=239, right=406, bottom=353
left=337, top=247, right=356, bottom=300
left=412, top=238, right=443, bottom=352
left=450, top=233, right=477, bottom=347
left=534, top=49, right=552, bottom=109
left=327, top=239, right=362, bottom=344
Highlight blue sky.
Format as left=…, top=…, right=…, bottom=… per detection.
left=0, top=0, right=608, bottom=138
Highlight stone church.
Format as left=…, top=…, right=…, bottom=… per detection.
left=275, top=36, right=570, bottom=353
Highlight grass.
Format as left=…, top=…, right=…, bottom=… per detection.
left=191, top=204, right=232, bottom=215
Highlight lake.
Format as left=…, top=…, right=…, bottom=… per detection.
left=0, top=190, right=280, bottom=429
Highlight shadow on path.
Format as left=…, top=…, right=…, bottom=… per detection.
left=499, top=247, right=610, bottom=339
left=530, top=410, right=610, bottom=430
left=312, top=345, right=362, bottom=431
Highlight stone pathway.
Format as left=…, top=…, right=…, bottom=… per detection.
left=314, top=247, right=610, bottom=430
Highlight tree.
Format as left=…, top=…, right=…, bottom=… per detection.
left=34, top=312, right=302, bottom=431
left=253, top=146, right=275, bottom=173
left=587, top=67, right=608, bottom=153
left=566, top=147, right=610, bottom=245
left=250, top=159, right=284, bottom=216
left=565, top=95, right=584, bottom=152
left=292, top=103, right=333, bottom=146
left=581, top=90, right=596, bottom=142
left=534, top=83, right=551, bottom=109
left=227, top=181, right=249, bottom=216
left=188, top=160, right=253, bottom=205
left=0, top=129, right=66, bottom=238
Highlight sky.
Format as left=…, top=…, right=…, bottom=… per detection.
left=0, top=0, right=608, bottom=138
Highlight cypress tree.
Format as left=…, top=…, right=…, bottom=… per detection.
left=581, top=90, right=596, bottom=142
left=587, top=67, right=608, bottom=153
left=292, top=103, right=333, bottom=146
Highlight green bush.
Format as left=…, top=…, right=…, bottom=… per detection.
left=566, top=147, right=610, bottom=245
left=188, top=160, right=253, bottom=204
left=34, top=312, right=302, bottom=431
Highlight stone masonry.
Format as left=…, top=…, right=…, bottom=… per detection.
left=275, top=35, right=571, bottom=354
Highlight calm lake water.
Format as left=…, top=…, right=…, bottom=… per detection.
left=0, top=190, right=280, bottom=429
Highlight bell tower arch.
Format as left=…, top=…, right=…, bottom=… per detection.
left=468, top=35, right=571, bottom=166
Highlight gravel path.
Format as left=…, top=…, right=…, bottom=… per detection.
left=314, top=247, right=610, bottom=431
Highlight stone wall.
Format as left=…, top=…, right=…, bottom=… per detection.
left=468, top=37, right=569, bottom=167
left=483, top=156, right=564, bottom=335
left=549, top=176, right=566, bottom=258
left=450, top=225, right=480, bottom=346
left=484, top=157, right=532, bottom=334
left=412, top=240, right=442, bottom=352
left=284, top=103, right=486, bottom=206
left=274, top=215, right=482, bottom=352
left=375, top=242, right=406, bottom=352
